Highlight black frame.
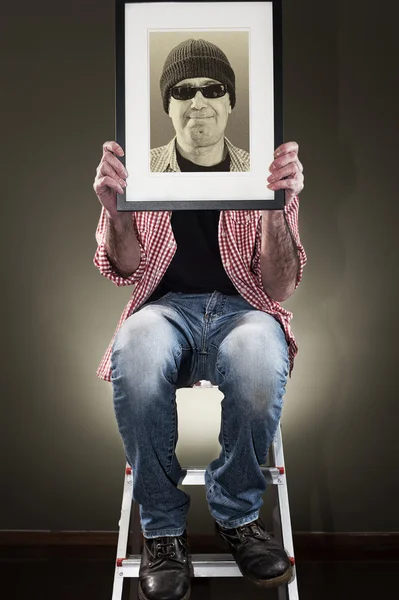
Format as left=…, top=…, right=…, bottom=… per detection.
left=115, top=0, right=284, bottom=211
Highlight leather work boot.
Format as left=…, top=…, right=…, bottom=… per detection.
left=138, top=531, right=191, bottom=600
left=215, top=518, right=292, bottom=588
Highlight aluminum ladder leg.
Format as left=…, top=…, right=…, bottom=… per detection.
left=112, top=421, right=298, bottom=599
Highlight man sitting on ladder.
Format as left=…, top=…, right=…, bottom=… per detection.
left=92, top=38, right=306, bottom=600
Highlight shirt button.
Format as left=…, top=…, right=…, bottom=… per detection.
left=168, top=241, right=174, bottom=248
left=225, top=261, right=230, bottom=267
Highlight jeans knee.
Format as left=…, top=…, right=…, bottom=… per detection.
left=111, top=308, right=182, bottom=389
left=217, top=315, right=288, bottom=384
left=215, top=314, right=289, bottom=421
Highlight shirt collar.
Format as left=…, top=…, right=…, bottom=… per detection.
left=164, top=136, right=246, bottom=172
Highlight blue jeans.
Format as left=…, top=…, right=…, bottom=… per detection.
left=110, top=291, right=289, bottom=538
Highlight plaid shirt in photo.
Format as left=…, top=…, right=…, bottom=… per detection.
left=150, top=137, right=250, bottom=172
left=94, top=197, right=307, bottom=382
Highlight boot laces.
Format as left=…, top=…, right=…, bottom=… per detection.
left=238, top=521, right=270, bottom=541
left=154, top=538, right=176, bottom=559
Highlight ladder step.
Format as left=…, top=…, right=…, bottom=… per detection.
left=118, top=554, right=242, bottom=577
left=179, top=466, right=283, bottom=485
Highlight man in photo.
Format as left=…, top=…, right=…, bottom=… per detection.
left=151, top=38, right=250, bottom=172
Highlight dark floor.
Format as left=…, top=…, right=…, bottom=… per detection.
left=1, top=558, right=398, bottom=600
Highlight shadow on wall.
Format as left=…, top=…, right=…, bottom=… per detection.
left=282, top=0, right=357, bottom=534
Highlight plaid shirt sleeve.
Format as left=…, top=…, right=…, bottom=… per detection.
left=251, top=196, right=307, bottom=291
left=93, top=207, right=147, bottom=287
left=284, top=196, right=307, bottom=288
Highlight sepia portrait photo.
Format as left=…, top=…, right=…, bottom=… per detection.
left=149, top=31, right=250, bottom=174
left=117, top=1, right=282, bottom=210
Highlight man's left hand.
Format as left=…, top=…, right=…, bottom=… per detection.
left=267, top=141, right=304, bottom=205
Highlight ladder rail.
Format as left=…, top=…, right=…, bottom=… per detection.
left=112, top=468, right=133, bottom=600
left=272, top=424, right=299, bottom=600
left=112, top=421, right=298, bottom=600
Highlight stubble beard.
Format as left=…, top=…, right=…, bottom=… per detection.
left=186, top=122, right=217, bottom=147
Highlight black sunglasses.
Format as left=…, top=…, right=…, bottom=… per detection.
left=170, top=83, right=228, bottom=101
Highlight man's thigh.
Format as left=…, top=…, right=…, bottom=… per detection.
left=207, top=308, right=289, bottom=388
left=112, top=297, right=198, bottom=388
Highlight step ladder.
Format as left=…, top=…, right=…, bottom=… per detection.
left=112, top=384, right=299, bottom=600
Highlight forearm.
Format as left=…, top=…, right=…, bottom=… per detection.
left=259, top=209, right=299, bottom=302
left=105, top=212, right=141, bottom=278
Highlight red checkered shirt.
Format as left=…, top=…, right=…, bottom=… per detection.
left=94, top=200, right=307, bottom=382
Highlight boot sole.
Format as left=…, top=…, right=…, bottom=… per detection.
left=138, top=581, right=191, bottom=600
left=248, top=565, right=293, bottom=588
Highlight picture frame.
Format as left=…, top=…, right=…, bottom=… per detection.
left=115, top=0, right=284, bottom=211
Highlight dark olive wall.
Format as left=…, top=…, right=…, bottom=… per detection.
left=1, top=0, right=398, bottom=533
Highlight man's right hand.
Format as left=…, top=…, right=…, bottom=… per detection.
left=93, top=141, right=128, bottom=219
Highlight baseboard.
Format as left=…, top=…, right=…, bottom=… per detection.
left=0, top=531, right=398, bottom=561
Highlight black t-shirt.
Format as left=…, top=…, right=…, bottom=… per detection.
left=146, top=148, right=239, bottom=302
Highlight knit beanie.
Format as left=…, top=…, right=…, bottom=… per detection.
left=160, top=38, right=236, bottom=113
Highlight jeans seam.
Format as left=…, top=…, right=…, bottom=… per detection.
left=200, top=326, right=210, bottom=380
left=164, top=392, right=178, bottom=475
left=220, top=407, right=230, bottom=458
left=215, top=512, right=260, bottom=529
left=143, top=526, right=185, bottom=538
left=164, top=343, right=183, bottom=385
left=215, top=346, right=226, bottom=385
left=213, top=295, right=227, bottom=317
left=215, top=355, right=228, bottom=456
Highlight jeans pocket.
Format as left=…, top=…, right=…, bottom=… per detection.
left=138, top=290, right=174, bottom=311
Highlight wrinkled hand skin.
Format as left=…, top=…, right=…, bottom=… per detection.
left=267, top=141, right=304, bottom=205
left=93, top=141, right=128, bottom=220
